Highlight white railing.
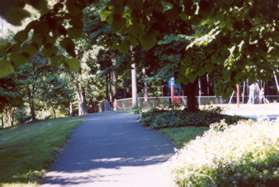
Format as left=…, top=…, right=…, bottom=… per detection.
left=114, top=95, right=279, bottom=112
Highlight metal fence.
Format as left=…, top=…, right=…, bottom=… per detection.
left=114, top=95, right=279, bottom=112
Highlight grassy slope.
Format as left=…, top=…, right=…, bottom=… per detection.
left=0, top=117, right=82, bottom=186
left=160, top=127, right=208, bottom=148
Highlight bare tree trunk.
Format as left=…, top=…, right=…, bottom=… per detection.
left=111, top=70, right=117, bottom=102
left=52, top=107, right=56, bottom=118
left=198, top=78, right=202, bottom=105
left=27, top=86, right=36, bottom=121
left=7, top=107, right=15, bottom=127
left=206, top=74, right=210, bottom=95
left=108, top=73, right=113, bottom=102
left=183, top=80, right=199, bottom=112
left=131, top=47, right=137, bottom=108
left=69, top=102, right=73, bottom=116
left=242, top=81, right=246, bottom=103
left=131, top=63, right=137, bottom=107
left=1, top=114, right=4, bottom=128
left=105, top=74, right=110, bottom=101
left=236, top=84, right=240, bottom=108
left=142, top=68, right=148, bottom=102
left=76, top=82, right=87, bottom=116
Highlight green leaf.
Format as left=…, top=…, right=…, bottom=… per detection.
left=0, top=42, right=10, bottom=56
left=42, top=46, right=58, bottom=57
left=22, top=44, right=37, bottom=57
left=115, top=40, right=130, bottom=53
left=5, top=7, right=30, bottom=26
left=14, top=30, right=28, bottom=42
left=49, top=55, right=65, bottom=66
left=0, top=59, right=14, bottom=78
left=100, top=9, right=112, bottom=22
left=140, top=32, right=157, bottom=50
left=65, top=58, right=80, bottom=72
left=9, top=52, right=29, bottom=67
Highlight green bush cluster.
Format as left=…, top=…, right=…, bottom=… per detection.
left=141, top=108, right=243, bottom=129
left=173, top=120, right=279, bottom=187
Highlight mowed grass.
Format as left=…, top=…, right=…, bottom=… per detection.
left=160, top=127, right=208, bottom=148
left=0, top=117, right=82, bottom=186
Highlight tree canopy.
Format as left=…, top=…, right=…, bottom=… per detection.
left=0, top=0, right=278, bottom=112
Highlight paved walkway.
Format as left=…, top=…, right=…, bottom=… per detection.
left=220, top=104, right=279, bottom=120
left=41, top=112, right=176, bottom=187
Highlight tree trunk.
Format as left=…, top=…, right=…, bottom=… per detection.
left=108, top=74, right=113, bottom=102
left=27, top=86, right=36, bottom=121
left=236, top=84, right=240, bottom=108
left=76, top=82, right=87, bottom=116
left=1, top=115, right=4, bottom=128
left=206, top=74, right=210, bottom=95
left=9, top=107, right=15, bottom=127
left=111, top=70, right=117, bottom=102
left=130, top=46, right=138, bottom=107
left=242, top=81, right=246, bottom=103
left=183, top=80, right=199, bottom=112
left=105, top=74, right=110, bottom=101
left=142, top=68, right=148, bottom=102
left=198, top=78, right=202, bottom=105
left=69, top=102, right=73, bottom=116
left=52, top=107, right=56, bottom=118
left=131, top=63, right=137, bottom=107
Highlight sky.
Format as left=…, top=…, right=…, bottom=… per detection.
left=0, top=17, right=19, bottom=38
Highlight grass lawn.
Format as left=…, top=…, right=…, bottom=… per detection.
left=0, top=117, right=82, bottom=187
left=160, top=127, right=208, bottom=148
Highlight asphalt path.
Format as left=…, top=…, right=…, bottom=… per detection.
left=41, top=112, right=176, bottom=187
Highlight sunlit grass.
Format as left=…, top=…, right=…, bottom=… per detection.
left=0, top=183, right=37, bottom=187
left=0, top=117, right=82, bottom=186
left=160, top=127, right=208, bottom=148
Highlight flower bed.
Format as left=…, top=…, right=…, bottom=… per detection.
left=173, top=120, right=279, bottom=187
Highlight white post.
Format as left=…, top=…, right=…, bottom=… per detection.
left=198, top=78, right=202, bottom=105
left=228, top=91, right=235, bottom=104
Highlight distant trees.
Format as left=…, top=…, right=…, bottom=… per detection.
left=0, top=77, right=22, bottom=127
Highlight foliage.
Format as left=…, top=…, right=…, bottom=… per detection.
left=0, top=77, right=22, bottom=111
left=141, top=108, right=244, bottom=129
left=173, top=120, right=279, bottom=187
left=15, top=55, right=76, bottom=120
left=0, top=0, right=278, bottom=116
left=1, top=0, right=278, bottom=96
left=0, top=117, right=81, bottom=184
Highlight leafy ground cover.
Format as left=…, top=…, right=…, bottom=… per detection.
left=0, top=117, right=82, bottom=187
left=173, top=120, right=279, bottom=187
left=141, top=108, right=245, bottom=129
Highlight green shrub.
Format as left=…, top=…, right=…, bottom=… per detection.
left=173, top=120, right=279, bottom=187
left=141, top=109, right=244, bottom=129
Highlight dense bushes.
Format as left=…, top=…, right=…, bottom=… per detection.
left=173, top=120, right=279, bottom=187
left=141, top=108, right=244, bottom=129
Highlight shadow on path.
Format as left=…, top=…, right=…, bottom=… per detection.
left=41, top=112, right=175, bottom=187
